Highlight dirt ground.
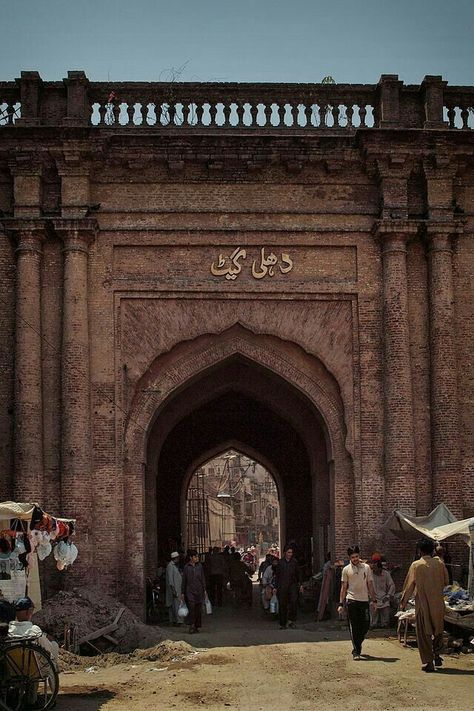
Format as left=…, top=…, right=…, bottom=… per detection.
left=56, top=585, right=474, bottom=711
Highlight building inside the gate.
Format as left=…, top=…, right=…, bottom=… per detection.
left=1, top=72, right=473, bottom=617
left=185, top=449, right=281, bottom=554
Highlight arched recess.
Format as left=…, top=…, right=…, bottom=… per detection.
left=181, top=439, right=286, bottom=549
left=122, top=324, right=353, bottom=614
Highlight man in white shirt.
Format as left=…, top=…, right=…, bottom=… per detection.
left=8, top=596, right=59, bottom=665
left=337, top=546, right=377, bottom=660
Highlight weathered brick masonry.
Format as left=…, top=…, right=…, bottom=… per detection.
left=0, top=72, right=473, bottom=614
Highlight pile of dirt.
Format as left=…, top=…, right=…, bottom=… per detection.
left=58, top=640, right=195, bottom=672
left=34, top=586, right=163, bottom=653
left=92, top=640, right=196, bottom=669
left=58, top=649, right=85, bottom=672
left=133, top=640, right=195, bottom=664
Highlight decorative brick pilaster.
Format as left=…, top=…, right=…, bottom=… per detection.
left=426, top=222, right=463, bottom=517
left=375, top=220, right=418, bottom=515
left=4, top=220, right=46, bottom=501
left=53, top=218, right=96, bottom=578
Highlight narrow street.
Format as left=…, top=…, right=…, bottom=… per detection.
left=57, top=582, right=474, bottom=710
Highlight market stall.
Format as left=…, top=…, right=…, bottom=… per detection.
left=0, top=501, right=78, bottom=611
left=385, top=504, right=473, bottom=594
left=386, top=504, right=474, bottom=638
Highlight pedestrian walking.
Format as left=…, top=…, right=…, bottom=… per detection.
left=400, top=538, right=449, bottom=672
left=338, top=545, right=377, bottom=660
left=275, top=546, right=303, bottom=629
left=165, top=551, right=183, bottom=625
left=209, top=546, right=226, bottom=607
left=181, top=550, right=207, bottom=634
left=258, top=553, right=273, bottom=582
left=261, top=555, right=277, bottom=610
left=370, top=561, right=395, bottom=628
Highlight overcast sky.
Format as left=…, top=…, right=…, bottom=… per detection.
left=1, top=0, right=473, bottom=85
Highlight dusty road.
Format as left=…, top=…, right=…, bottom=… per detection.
left=57, top=589, right=474, bottom=710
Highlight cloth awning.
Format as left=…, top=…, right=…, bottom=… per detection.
left=0, top=501, right=75, bottom=524
left=384, top=504, right=474, bottom=598
left=0, top=501, right=37, bottom=521
left=384, top=503, right=473, bottom=545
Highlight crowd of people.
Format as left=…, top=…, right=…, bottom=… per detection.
left=158, top=541, right=395, bottom=635
left=159, top=541, right=309, bottom=633
left=157, top=536, right=458, bottom=673
left=0, top=534, right=460, bottom=677
left=159, top=545, right=260, bottom=633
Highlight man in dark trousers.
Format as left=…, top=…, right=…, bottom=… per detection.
left=275, top=546, right=303, bottom=629
left=338, top=545, right=377, bottom=660
left=209, top=546, right=226, bottom=607
left=181, top=550, right=207, bottom=634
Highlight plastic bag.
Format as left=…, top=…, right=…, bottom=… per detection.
left=37, top=541, right=52, bottom=561
left=177, top=600, right=189, bottom=619
left=53, top=540, right=78, bottom=570
left=204, top=594, right=212, bottom=615
left=269, top=592, right=279, bottom=614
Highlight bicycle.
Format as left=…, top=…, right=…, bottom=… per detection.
left=0, top=627, right=59, bottom=711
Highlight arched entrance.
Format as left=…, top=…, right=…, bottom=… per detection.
left=123, top=326, right=353, bottom=615
left=184, top=449, right=281, bottom=555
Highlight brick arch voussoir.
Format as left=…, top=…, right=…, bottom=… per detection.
left=125, top=331, right=347, bottom=466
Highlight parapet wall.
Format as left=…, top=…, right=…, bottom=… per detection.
left=1, top=72, right=473, bottom=130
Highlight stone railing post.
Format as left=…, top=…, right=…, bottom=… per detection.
left=64, top=71, right=90, bottom=126
left=376, top=75, right=403, bottom=128
left=375, top=220, right=418, bottom=515
left=425, top=222, right=463, bottom=517
left=421, top=75, right=447, bottom=129
left=16, top=71, right=42, bottom=126
left=53, top=218, right=96, bottom=579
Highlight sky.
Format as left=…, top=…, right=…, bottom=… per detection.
left=1, top=0, right=473, bottom=85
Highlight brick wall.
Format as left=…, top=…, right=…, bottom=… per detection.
left=0, top=118, right=472, bottom=612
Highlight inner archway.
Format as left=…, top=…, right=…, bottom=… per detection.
left=185, top=449, right=281, bottom=555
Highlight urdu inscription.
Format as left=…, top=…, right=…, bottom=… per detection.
left=210, top=247, right=294, bottom=281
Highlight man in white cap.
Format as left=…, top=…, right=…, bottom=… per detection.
left=166, top=552, right=183, bottom=625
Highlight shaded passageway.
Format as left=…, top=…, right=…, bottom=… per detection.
left=145, top=353, right=333, bottom=590
left=162, top=576, right=349, bottom=649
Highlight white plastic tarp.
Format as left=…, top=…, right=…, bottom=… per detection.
left=384, top=503, right=473, bottom=544
left=384, top=504, right=474, bottom=598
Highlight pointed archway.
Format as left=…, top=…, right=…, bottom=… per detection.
left=183, top=447, right=281, bottom=554
left=122, top=325, right=353, bottom=615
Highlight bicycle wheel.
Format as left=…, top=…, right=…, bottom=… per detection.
left=5, top=642, right=59, bottom=711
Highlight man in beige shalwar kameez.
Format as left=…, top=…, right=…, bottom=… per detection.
left=401, top=538, right=449, bottom=672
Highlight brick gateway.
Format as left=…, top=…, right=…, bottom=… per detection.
left=0, top=72, right=473, bottom=615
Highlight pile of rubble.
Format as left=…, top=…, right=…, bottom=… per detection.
left=34, top=586, right=163, bottom=654
left=58, top=640, right=195, bottom=672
